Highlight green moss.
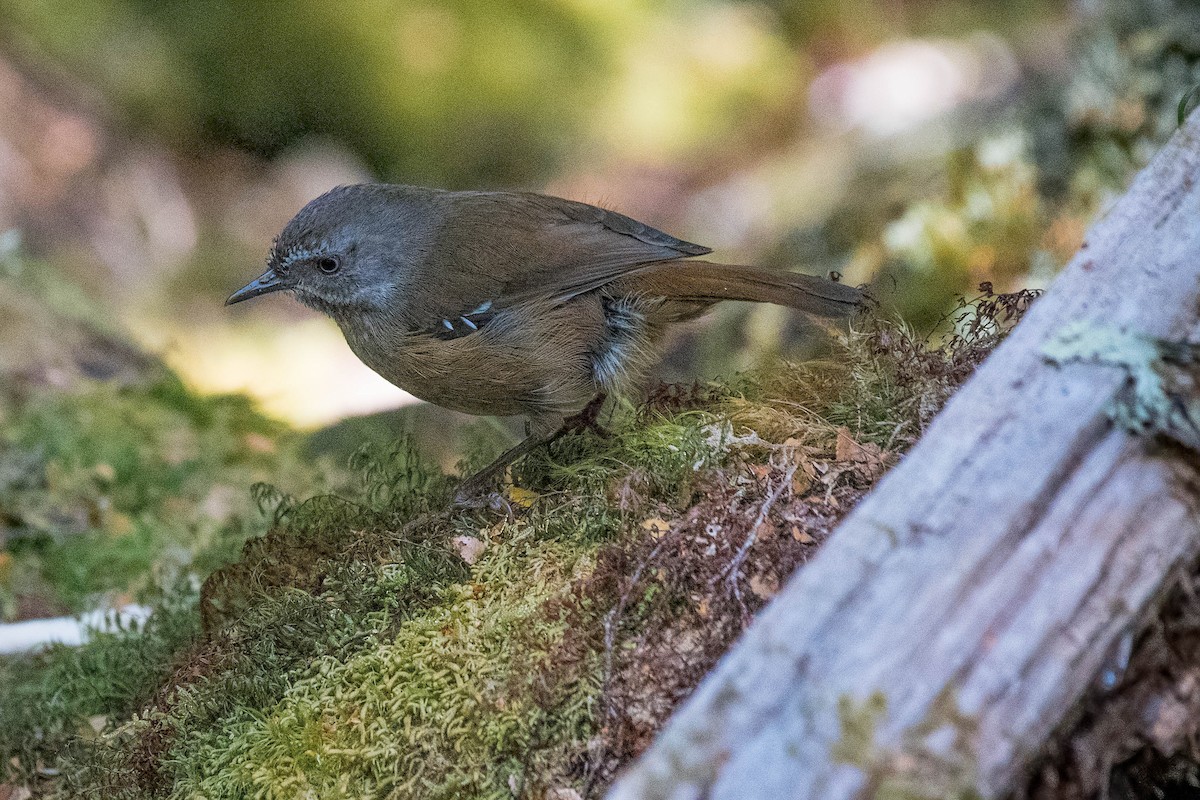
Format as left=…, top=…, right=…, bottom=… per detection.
left=144, top=414, right=717, bottom=799
left=13, top=402, right=716, bottom=798
left=170, top=526, right=601, bottom=799
left=0, top=372, right=334, bottom=615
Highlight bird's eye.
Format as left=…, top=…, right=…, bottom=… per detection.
left=317, top=256, right=340, bottom=274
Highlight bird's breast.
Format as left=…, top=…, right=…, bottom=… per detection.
left=337, top=305, right=605, bottom=419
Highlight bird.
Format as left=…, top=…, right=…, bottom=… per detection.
left=227, top=184, right=866, bottom=503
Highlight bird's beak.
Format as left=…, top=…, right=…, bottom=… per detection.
left=226, top=270, right=285, bottom=305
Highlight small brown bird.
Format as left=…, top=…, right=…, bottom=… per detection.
left=228, top=184, right=865, bottom=501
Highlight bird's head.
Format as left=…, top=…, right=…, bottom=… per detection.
left=227, top=184, right=434, bottom=317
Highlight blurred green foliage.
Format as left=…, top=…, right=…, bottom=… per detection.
left=1032, top=0, right=1200, bottom=205
left=761, top=0, right=1059, bottom=46
left=0, top=0, right=1069, bottom=190
left=2, top=0, right=607, bottom=184
left=0, top=591, right=202, bottom=790
left=784, top=0, right=1200, bottom=330
left=0, top=0, right=818, bottom=187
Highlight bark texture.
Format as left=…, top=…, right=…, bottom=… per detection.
left=607, top=118, right=1200, bottom=800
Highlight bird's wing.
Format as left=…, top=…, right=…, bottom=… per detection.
left=406, top=192, right=710, bottom=337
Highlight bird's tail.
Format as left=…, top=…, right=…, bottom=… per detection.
left=620, top=261, right=866, bottom=318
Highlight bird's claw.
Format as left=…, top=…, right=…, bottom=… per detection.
left=561, top=393, right=611, bottom=438
left=453, top=482, right=512, bottom=515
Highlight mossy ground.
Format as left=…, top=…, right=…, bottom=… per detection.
left=0, top=286, right=1029, bottom=799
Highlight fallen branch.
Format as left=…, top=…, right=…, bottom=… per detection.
left=608, top=115, right=1200, bottom=800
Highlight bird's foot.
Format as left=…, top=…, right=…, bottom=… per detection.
left=453, top=475, right=516, bottom=515
left=453, top=478, right=496, bottom=508
left=451, top=429, right=557, bottom=511
left=561, top=393, right=611, bottom=439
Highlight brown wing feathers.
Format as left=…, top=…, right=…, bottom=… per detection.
left=526, top=195, right=864, bottom=317
left=416, top=190, right=862, bottom=326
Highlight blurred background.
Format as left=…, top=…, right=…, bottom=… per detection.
left=0, top=0, right=1197, bottom=427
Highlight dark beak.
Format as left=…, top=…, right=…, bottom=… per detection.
left=226, top=270, right=285, bottom=305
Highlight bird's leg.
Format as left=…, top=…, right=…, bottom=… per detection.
left=560, top=392, right=611, bottom=438
left=453, top=394, right=610, bottom=507
left=453, top=430, right=557, bottom=507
